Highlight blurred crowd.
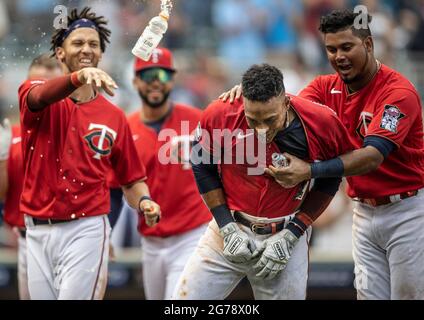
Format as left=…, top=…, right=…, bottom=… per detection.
left=0, top=0, right=423, bottom=255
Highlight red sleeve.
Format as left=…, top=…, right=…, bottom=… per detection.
left=298, top=76, right=325, bottom=104
left=110, top=116, right=147, bottom=186
left=366, top=89, right=422, bottom=147
left=18, top=79, right=48, bottom=127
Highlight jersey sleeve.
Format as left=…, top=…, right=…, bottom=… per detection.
left=18, top=79, right=48, bottom=127
left=366, top=89, right=422, bottom=147
left=298, top=76, right=325, bottom=104
left=110, top=116, right=147, bottom=186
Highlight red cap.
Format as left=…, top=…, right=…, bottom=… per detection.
left=134, top=47, right=175, bottom=73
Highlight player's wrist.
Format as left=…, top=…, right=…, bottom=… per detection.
left=138, top=195, right=152, bottom=213
left=310, top=157, right=344, bottom=179
left=286, top=216, right=309, bottom=238
left=72, top=71, right=85, bottom=87
left=211, top=204, right=235, bottom=229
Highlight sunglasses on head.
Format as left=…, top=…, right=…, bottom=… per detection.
left=138, top=68, right=174, bottom=83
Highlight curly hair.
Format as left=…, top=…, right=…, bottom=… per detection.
left=50, top=7, right=111, bottom=55
left=319, top=9, right=372, bottom=39
left=242, top=64, right=285, bottom=102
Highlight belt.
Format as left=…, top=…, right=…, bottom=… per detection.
left=30, top=217, right=78, bottom=226
left=18, top=228, right=26, bottom=238
left=356, top=189, right=420, bottom=207
left=233, top=211, right=288, bottom=235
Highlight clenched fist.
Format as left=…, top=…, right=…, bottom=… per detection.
left=139, top=199, right=161, bottom=227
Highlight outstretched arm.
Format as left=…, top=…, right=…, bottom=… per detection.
left=27, top=68, right=118, bottom=111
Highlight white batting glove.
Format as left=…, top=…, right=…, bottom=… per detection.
left=252, top=228, right=299, bottom=280
left=220, top=222, right=256, bottom=264
left=0, top=119, right=12, bottom=161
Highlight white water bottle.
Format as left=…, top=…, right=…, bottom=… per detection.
left=132, top=11, right=169, bottom=61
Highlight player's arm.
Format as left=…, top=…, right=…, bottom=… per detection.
left=272, top=137, right=392, bottom=187
left=121, top=179, right=161, bottom=227
left=27, top=68, right=118, bottom=111
left=190, top=141, right=234, bottom=228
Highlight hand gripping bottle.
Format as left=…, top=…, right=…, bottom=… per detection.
left=132, top=11, right=169, bottom=61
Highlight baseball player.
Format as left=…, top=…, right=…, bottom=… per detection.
left=222, top=10, right=424, bottom=300
left=18, top=7, right=160, bottom=300
left=0, top=53, right=62, bottom=300
left=125, top=47, right=211, bottom=299
left=172, top=64, right=353, bottom=300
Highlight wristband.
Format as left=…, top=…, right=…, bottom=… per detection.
left=138, top=195, right=152, bottom=212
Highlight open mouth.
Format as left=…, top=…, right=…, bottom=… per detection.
left=337, top=64, right=353, bottom=74
left=79, top=58, right=93, bottom=67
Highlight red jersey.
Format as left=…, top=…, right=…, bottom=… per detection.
left=18, top=79, right=146, bottom=219
left=3, top=125, right=24, bottom=228
left=199, top=96, right=353, bottom=218
left=127, top=104, right=211, bottom=237
left=299, top=63, right=424, bottom=198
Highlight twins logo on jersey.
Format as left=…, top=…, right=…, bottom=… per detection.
left=84, top=123, right=117, bottom=159
left=380, top=105, right=404, bottom=133
left=356, top=111, right=373, bottom=139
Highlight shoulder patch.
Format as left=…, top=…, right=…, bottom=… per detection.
left=380, top=105, right=405, bottom=133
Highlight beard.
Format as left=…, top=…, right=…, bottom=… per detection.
left=138, top=90, right=171, bottom=109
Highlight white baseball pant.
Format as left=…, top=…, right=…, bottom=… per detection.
left=172, top=217, right=311, bottom=300
left=353, top=189, right=424, bottom=299
left=141, top=223, right=209, bottom=299
left=25, top=214, right=110, bottom=300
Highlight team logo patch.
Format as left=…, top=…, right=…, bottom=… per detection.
left=380, top=105, right=404, bottom=133
left=84, top=123, right=117, bottom=159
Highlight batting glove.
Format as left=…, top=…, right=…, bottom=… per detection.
left=252, top=228, right=299, bottom=280
left=220, top=222, right=256, bottom=264
left=0, top=119, right=12, bottom=161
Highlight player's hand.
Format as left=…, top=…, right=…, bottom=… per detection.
left=140, top=199, right=161, bottom=227
left=252, top=228, right=299, bottom=280
left=0, top=118, right=12, bottom=161
left=219, top=222, right=257, bottom=263
left=219, top=84, right=242, bottom=103
left=77, top=67, right=118, bottom=96
left=264, top=153, right=311, bottom=188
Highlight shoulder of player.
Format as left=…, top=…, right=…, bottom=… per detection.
left=172, top=103, right=202, bottom=119
left=203, top=99, right=241, bottom=118
left=291, top=94, right=337, bottom=118
left=18, top=78, right=46, bottom=94
left=378, top=64, right=417, bottom=92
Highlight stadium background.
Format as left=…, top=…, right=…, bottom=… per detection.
left=0, top=0, right=422, bottom=299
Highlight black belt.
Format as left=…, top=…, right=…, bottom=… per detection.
left=18, top=228, right=26, bottom=238
left=233, top=211, right=288, bottom=235
left=30, top=217, right=78, bottom=226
